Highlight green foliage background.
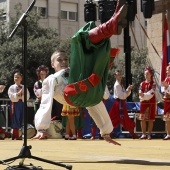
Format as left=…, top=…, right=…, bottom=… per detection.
left=0, top=5, right=71, bottom=98
left=0, top=4, right=148, bottom=101
left=108, top=48, right=147, bottom=102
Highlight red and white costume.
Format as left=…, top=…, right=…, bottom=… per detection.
left=109, top=80, right=136, bottom=131
left=139, top=80, right=156, bottom=120
left=34, top=69, right=113, bottom=136
left=161, top=77, right=170, bottom=121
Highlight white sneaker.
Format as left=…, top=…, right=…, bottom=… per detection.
left=69, top=135, right=77, bottom=140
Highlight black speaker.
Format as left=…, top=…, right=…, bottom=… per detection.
left=141, top=0, right=155, bottom=19
left=84, top=0, right=97, bottom=22
left=135, top=115, right=166, bottom=133
left=98, top=0, right=117, bottom=23
left=127, top=0, right=137, bottom=21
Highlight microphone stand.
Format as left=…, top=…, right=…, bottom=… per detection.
left=0, top=0, right=72, bottom=169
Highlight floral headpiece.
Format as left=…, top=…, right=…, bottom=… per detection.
left=36, top=65, right=49, bottom=80
left=144, top=66, right=155, bottom=81
left=144, top=66, right=154, bottom=75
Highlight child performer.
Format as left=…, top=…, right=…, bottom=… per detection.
left=161, top=64, right=170, bottom=140
left=33, top=65, right=49, bottom=114
left=61, top=105, right=80, bottom=140
left=138, top=67, right=156, bottom=140
left=109, top=70, right=138, bottom=139
left=8, top=71, right=30, bottom=140
left=33, top=0, right=128, bottom=145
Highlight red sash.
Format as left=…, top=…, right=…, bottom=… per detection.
left=109, top=99, right=135, bottom=130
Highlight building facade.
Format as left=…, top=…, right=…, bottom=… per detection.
left=1, top=0, right=156, bottom=97
left=146, top=0, right=170, bottom=100
left=0, top=0, right=146, bottom=52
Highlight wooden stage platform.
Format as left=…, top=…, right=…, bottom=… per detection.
left=0, top=138, right=169, bottom=170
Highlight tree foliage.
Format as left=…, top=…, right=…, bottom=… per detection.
left=0, top=3, right=147, bottom=100
left=131, top=48, right=147, bottom=101
left=107, top=48, right=147, bottom=101
left=0, top=4, right=71, bottom=98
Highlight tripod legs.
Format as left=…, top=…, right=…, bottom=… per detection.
left=0, top=145, right=72, bottom=170
left=31, top=155, right=72, bottom=170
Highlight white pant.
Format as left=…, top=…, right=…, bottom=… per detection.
left=86, top=101, right=113, bottom=136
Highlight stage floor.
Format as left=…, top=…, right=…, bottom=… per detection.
left=0, top=138, right=169, bottom=170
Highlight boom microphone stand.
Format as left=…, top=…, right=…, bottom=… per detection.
left=0, top=0, right=72, bottom=169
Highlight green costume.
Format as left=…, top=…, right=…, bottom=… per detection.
left=64, top=21, right=111, bottom=107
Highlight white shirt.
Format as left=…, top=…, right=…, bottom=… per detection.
left=8, top=84, right=30, bottom=102
left=33, top=80, right=43, bottom=98
left=161, top=85, right=170, bottom=93
left=34, top=69, right=69, bottom=130
left=113, top=80, right=131, bottom=100
left=35, top=68, right=111, bottom=131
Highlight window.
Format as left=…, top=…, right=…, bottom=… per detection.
left=38, top=7, right=47, bottom=18
left=0, top=12, right=6, bottom=21
left=34, top=0, right=47, bottom=18
left=69, top=11, right=77, bottom=21
left=0, top=1, right=6, bottom=12
left=61, top=2, right=78, bottom=21
left=61, top=11, right=67, bottom=20
left=33, top=6, right=47, bottom=18
left=0, top=1, right=6, bottom=21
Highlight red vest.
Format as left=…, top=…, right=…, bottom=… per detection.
left=140, top=80, right=156, bottom=117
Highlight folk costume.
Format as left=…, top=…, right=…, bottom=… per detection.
left=161, top=76, right=170, bottom=121
left=34, top=0, right=128, bottom=138
left=64, top=0, right=127, bottom=107
left=161, top=64, right=170, bottom=140
left=34, top=65, right=49, bottom=113
left=109, top=80, right=137, bottom=138
left=138, top=67, right=156, bottom=140
left=61, top=105, right=80, bottom=140
left=8, top=84, right=30, bottom=140
left=139, top=80, right=156, bottom=121
left=61, top=106, right=86, bottom=139
left=34, top=68, right=113, bottom=137
left=90, top=86, right=110, bottom=140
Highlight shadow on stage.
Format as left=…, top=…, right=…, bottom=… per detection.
left=65, top=159, right=170, bottom=166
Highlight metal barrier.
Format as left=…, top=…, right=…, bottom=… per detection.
left=0, top=98, right=35, bottom=132
left=0, top=104, right=10, bottom=131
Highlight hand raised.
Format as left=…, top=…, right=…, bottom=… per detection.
left=162, top=81, right=168, bottom=88
left=0, top=85, right=5, bottom=92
